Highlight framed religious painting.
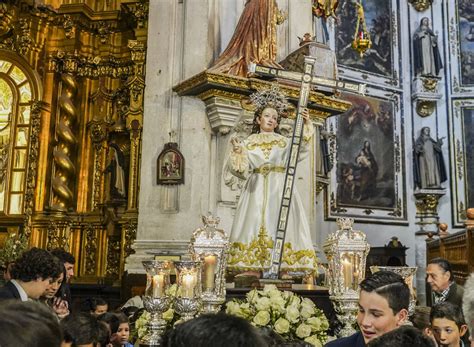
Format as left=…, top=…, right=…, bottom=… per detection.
left=156, top=142, right=185, bottom=185
left=449, top=99, right=474, bottom=226
left=332, top=0, right=401, bottom=87
left=447, top=0, right=474, bottom=94
left=325, top=90, right=407, bottom=224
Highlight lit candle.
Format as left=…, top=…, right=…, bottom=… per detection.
left=182, top=273, right=196, bottom=298
left=204, top=255, right=217, bottom=290
left=152, top=274, right=165, bottom=297
left=342, top=259, right=353, bottom=288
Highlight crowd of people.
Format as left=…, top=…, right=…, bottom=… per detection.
left=0, top=248, right=473, bottom=347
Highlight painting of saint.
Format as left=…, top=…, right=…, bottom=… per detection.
left=335, top=95, right=395, bottom=209
left=458, top=0, right=474, bottom=85
left=336, top=0, right=393, bottom=77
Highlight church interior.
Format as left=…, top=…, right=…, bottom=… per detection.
left=0, top=0, right=473, bottom=345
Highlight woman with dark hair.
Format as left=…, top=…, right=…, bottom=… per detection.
left=226, top=86, right=316, bottom=276
left=41, top=265, right=70, bottom=319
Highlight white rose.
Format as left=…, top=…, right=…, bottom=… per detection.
left=270, top=295, right=286, bottom=313
left=296, top=323, right=312, bottom=339
left=320, top=318, right=329, bottom=331
left=226, top=301, right=242, bottom=316
left=289, top=295, right=301, bottom=307
left=304, top=335, right=323, bottom=347
left=253, top=310, right=271, bottom=326
left=274, top=318, right=290, bottom=334
left=301, top=298, right=316, bottom=309
left=255, top=296, right=271, bottom=311
left=263, top=284, right=278, bottom=294
left=300, top=305, right=315, bottom=319
left=285, top=305, right=300, bottom=323
left=246, top=289, right=259, bottom=304
left=282, top=290, right=294, bottom=300
left=268, top=289, right=282, bottom=299
left=306, top=317, right=322, bottom=331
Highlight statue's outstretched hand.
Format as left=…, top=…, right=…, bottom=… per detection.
left=231, top=137, right=243, bottom=154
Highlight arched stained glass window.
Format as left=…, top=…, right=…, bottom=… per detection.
left=0, top=58, right=34, bottom=215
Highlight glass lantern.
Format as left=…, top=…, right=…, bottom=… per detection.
left=323, top=218, right=370, bottom=337
left=141, top=260, right=173, bottom=347
left=174, top=260, right=202, bottom=321
left=189, top=214, right=229, bottom=313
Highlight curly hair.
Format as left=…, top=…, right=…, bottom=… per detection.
left=10, top=248, right=62, bottom=282
left=51, top=248, right=75, bottom=265
left=251, top=106, right=282, bottom=134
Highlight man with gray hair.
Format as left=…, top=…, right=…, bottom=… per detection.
left=462, top=273, right=474, bottom=347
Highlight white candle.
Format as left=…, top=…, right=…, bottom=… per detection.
left=152, top=274, right=165, bottom=297
left=204, top=255, right=217, bottom=290
left=342, top=259, right=353, bottom=288
left=182, top=273, right=196, bottom=298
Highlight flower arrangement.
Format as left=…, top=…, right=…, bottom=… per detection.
left=0, top=232, right=28, bottom=269
left=226, top=284, right=330, bottom=347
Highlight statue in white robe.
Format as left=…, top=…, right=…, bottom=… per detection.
left=226, top=92, right=317, bottom=275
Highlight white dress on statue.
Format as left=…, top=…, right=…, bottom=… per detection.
left=227, top=126, right=317, bottom=273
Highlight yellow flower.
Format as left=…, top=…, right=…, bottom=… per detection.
left=306, top=317, right=322, bottom=331
left=255, top=296, right=271, bottom=311
left=253, top=310, right=271, bottom=326
left=274, top=318, right=290, bottom=334
left=162, top=308, right=174, bottom=321
left=304, top=335, right=323, bottom=347
left=296, top=323, right=312, bottom=339
left=285, top=305, right=300, bottom=323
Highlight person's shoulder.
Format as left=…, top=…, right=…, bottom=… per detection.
left=324, top=332, right=365, bottom=347
left=0, top=282, right=19, bottom=300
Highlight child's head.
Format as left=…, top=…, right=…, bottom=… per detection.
left=82, top=297, right=109, bottom=316
left=115, top=313, right=130, bottom=346
left=430, top=302, right=467, bottom=347
left=357, top=271, right=410, bottom=344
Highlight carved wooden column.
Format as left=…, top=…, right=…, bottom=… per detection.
left=125, top=40, right=145, bottom=212
left=50, top=52, right=80, bottom=212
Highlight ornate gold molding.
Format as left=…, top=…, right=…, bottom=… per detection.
left=23, top=101, right=43, bottom=237
left=416, top=100, right=436, bottom=117
left=408, top=0, right=433, bottom=12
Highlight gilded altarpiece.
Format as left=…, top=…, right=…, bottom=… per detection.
left=0, top=1, right=147, bottom=285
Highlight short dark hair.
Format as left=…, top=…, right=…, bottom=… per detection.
left=367, top=325, right=435, bottom=347
left=81, top=297, right=108, bottom=312
left=430, top=302, right=466, bottom=328
left=51, top=248, right=75, bottom=264
left=97, top=312, right=120, bottom=334
left=61, top=312, right=100, bottom=346
left=0, top=301, right=62, bottom=347
left=427, top=258, right=454, bottom=281
left=10, top=248, right=62, bottom=282
left=163, top=313, right=267, bottom=347
left=360, top=271, right=410, bottom=314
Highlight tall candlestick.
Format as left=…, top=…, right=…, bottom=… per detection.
left=182, top=273, right=196, bottom=298
left=204, top=255, right=217, bottom=290
left=152, top=274, right=165, bottom=297
left=342, top=259, right=353, bottom=288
